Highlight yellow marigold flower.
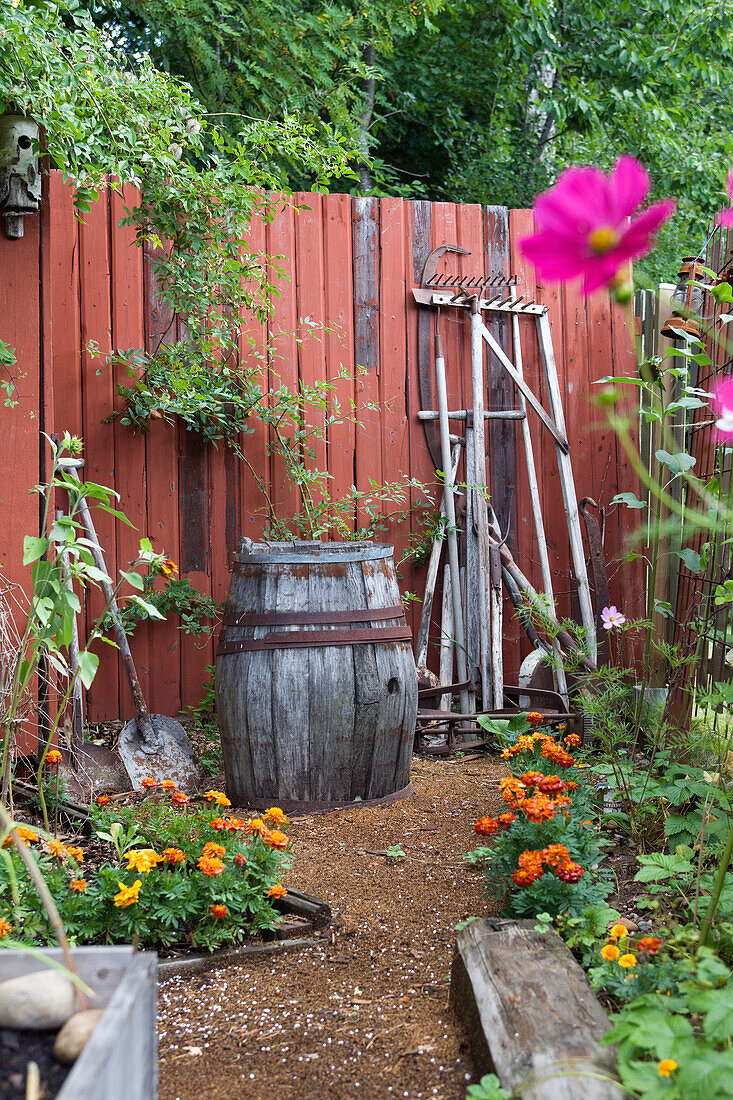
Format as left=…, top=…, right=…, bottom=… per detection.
left=0, top=917, right=11, bottom=937
left=245, top=818, right=269, bottom=837
left=268, top=883, right=287, bottom=899
left=264, top=807, right=290, bottom=827
left=46, top=749, right=63, bottom=767
left=114, top=879, right=141, bottom=908
left=618, top=953, right=637, bottom=969
left=609, top=923, right=628, bottom=940
left=658, top=1060, right=678, bottom=1077
left=160, top=558, right=178, bottom=576
left=601, top=943, right=620, bottom=962
left=205, top=789, right=231, bottom=807
left=266, top=830, right=289, bottom=850
left=125, top=849, right=162, bottom=874
left=69, top=879, right=87, bottom=892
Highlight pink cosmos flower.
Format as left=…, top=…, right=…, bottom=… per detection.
left=713, top=377, right=733, bottom=439
left=601, top=606, right=626, bottom=630
left=719, top=171, right=733, bottom=227
left=520, top=156, right=676, bottom=295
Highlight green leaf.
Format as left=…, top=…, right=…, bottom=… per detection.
left=120, top=570, right=145, bottom=591
left=611, top=492, right=647, bottom=509
left=76, top=650, right=99, bottom=690
left=712, top=282, right=733, bottom=304
left=676, top=548, right=702, bottom=573
left=23, top=536, right=48, bottom=565
left=129, top=595, right=167, bottom=621
left=655, top=449, right=696, bottom=475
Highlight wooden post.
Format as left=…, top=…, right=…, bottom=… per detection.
left=451, top=918, right=623, bottom=1100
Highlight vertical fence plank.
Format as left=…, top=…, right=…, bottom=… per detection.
left=405, top=200, right=436, bottom=645
left=79, top=191, right=119, bottom=722
left=378, top=196, right=411, bottom=566
left=352, top=197, right=382, bottom=522
left=143, top=242, right=181, bottom=716
left=294, top=192, right=328, bottom=496
left=180, top=425, right=212, bottom=710
left=110, top=185, right=150, bottom=718
left=323, top=193, right=356, bottom=535
left=239, top=212, right=270, bottom=540
left=266, top=196, right=300, bottom=520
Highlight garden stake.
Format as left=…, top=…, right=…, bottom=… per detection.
left=414, top=442, right=462, bottom=670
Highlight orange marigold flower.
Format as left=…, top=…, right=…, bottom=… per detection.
left=268, top=883, right=287, bottom=899
left=141, top=777, right=157, bottom=790
left=526, top=711, right=544, bottom=726
left=499, top=777, right=527, bottom=801
left=114, top=879, right=141, bottom=908
left=518, top=849, right=544, bottom=870
left=159, top=780, right=176, bottom=791
left=44, top=838, right=68, bottom=859
left=245, top=818, right=269, bottom=837
left=69, top=879, right=87, bottom=892
left=205, top=789, right=232, bottom=807
left=512, top=867, right=542, bottom=887
left=46, top=749, right=63, bottom=767
left=226, top=818, right=247, bottom=832
left=564, top=781, right=579, bottom=792
left=474, top=817, right=498, bottom=836
left=95, top=794, right=111, bottom=805
left=541, top=843, right=570, bottom=867
left=618, top=953, right=637, bottom=969
left=519, top=771, right=545, bottom=787
left=209, top=817, right=229, bottom=831
left=638, top=936, right=662, bottom=955
left=541, top=744, right=575, bottom=768
left=537, top=775, right=564, bottom=794
left=0, top=917, right=11, bottom=937
left=658, top=1060, right=677, bottom=1078
left=65, top=846, right=84, bottom=862
left=555, top=861, right=584, bottom=883
left=233, top=853, right=248, bottom=868
left=564, top=733, right=581, bottom=748
left=601, top=943, right=620, bottom=962
left=171, top=791, right=190, bottom=805
left=12, top=825, right=39, bottom=845
left=197, top=855, right=224, bottom=876
left=161, top=847, right=187, bottom=864
left=496, top=813, right=516, bottom=828
left=264, top=807, right=290, bottom=827
left=202, top=841, right=225, bottom=859
left=210, top=904, right=228, bottom=919
left=266, top=830, right=289, bottom=850
left=125, top=848, right=162, bottom=874
left=520, top=795, right=556, bottom=823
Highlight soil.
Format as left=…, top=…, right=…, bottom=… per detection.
left=0, top=1027, right=69, bottom=1100
left=158, top=753, right=506, bottom=1100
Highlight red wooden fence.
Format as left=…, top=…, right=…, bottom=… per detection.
left=0, top=171, right=643, bottom=728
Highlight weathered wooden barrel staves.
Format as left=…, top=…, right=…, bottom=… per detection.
left=215, top=541, right=418, bottom=811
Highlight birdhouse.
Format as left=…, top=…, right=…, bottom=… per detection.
left=0, top=114, right=41, bottom=239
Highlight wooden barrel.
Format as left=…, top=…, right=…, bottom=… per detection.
left=215, top=540, right=417, bottom=811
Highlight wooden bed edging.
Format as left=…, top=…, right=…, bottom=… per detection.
left=158, top=935, right=323, bottom=978
left=451, top=918, right=625, bottom=1100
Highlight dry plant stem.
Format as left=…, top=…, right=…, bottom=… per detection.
left=0, top=804, right=88, bottom=1011
left=25, top=1061, right=40, bottom=1100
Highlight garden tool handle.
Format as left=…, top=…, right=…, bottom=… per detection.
left=67, top=470, right=160, bottom=751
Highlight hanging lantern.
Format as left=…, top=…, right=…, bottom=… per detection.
left=660, top=257, right=703, bottom=340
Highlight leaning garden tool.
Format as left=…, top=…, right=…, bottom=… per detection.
left=59, top=458, right=202, bottom=791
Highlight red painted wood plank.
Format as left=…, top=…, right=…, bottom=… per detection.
left=179, top=423, right=213, bottom=711
left=378, top=196, right=410, bottom=567
left=294, top=192, right=328, bottom=494
left=0, top=192, right=41, bottom=752
left=352, top=196, right=382, bottom=529
left=238, top=212, right=270, bottom=540
left=45, top=173, right=82, bottom=440
left=266, top=196, right=300, bottom=522
left=79, top=190, right=119, bottom=722
left=323, top=193, right=356, bottom=536
left=110, top=184, right=150, bottom=719
left=143, top=241, right=181, bottom=716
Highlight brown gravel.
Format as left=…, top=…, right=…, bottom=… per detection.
left=158, top=753, right=506, bottom=1100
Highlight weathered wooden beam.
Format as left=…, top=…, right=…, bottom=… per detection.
left=451, top=918, right=623, bottom=1100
